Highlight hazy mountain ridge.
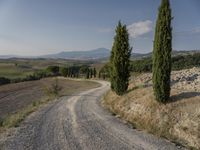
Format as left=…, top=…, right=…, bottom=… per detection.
left=42, top=48, right=110, bottom=60
left=0, top=48, right=200, bottom=60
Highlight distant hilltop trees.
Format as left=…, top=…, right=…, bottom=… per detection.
left=0, top=65, right=97, bottom=86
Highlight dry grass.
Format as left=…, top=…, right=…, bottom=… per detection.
left=1, top=97, right=50, bottom=128
left=0, top=77, right=100, bottom=118
left=0, top=96, right=52, bottom=133
left=102, top=76, right=200, bottom=149
left=0, top=78, right=100, bottom=133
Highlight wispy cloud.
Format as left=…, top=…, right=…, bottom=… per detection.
left=127, top=20, right=153, bottom=38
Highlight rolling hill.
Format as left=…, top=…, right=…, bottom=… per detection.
left=0, top=48, right=200, bottom=60
left=41, top=48, right=110, bottom=60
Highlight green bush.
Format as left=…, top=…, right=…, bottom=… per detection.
left=130, top=53, right=200, bottom=73
left=172, top=54, right=200, bottom=70
left=99, top=63, right=111, bottom=79
left=46, top=66, right=60, bottom=76
left=131, top=58, right=152, bottom=72
left=60, top=67, right=68, bottom=77
left=0, top=77, right=11, bottom=85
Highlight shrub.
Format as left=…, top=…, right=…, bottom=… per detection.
left=0, top=77, right=11, bottom=85
left=60, top=67, right=68, bottom=77
left=46, top=66, right=60, bottom=76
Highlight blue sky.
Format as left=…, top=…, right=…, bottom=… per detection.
left=0, top=0, right=199, bottom=56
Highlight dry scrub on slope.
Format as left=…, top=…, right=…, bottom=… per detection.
left=102, top=67, right=200, bottom=149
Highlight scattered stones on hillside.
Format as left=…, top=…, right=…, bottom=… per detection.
left=171, top=67, right=200, bottom=92
left=112, top=67, right=200, bottom=149
left=131, top=67, right=200, bottom=92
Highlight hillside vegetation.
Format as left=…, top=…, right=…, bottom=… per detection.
left=0, top=58, right=96, bottom=79
left=0, top=59, right=99, bottom=86
left=131, top=53, right=200, bottom=73
left=103, top=67, right=200, bottom=149
left=99, top=52, right=200, bottom=81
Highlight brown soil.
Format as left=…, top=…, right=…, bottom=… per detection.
left=0, top=78, right=100, bottom=118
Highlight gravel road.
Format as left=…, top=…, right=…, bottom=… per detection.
left=0, top=81, right=185, bottom=150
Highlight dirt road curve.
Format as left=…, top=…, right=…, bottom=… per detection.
left=0, top=81, right=185, bottom=150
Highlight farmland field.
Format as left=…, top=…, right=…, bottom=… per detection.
left=0, top=58, right=99, bottom=79
left=0, top=63, right=34, bottom=79
left=0, top=77, right=100, bottom=119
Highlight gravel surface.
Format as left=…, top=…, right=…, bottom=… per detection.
left=0, top=81, right=185, bottom=150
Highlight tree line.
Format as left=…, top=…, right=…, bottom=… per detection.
left=0, top=65, right=97, bottom=86
left=60, top=66, right=96, bottom=78
left=130, top=53, right=200, bottom=73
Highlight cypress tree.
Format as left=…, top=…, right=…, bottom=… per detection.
left=86, top=69, right=90, bottom=79
left=66, top=68, right=69, bottom=77
left=110, top=21, right=132, bottom=95
left=98, top=71, right=101, bottom=79
left=90, top=68, right=93, bottom=78
left=152, top=0, right=172, bottom=102
left=93, top=68, right=96, bottom=78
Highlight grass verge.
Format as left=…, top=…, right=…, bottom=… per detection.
left=102, top=87, right=200, bottom=150
left=0, top=78, right=100, bottom=134
left=0, top=95, right=56, bottom=133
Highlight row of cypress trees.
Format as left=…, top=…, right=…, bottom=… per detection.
left=109, top=0, right=172, bottom=102
left=60, top=66, right=97, bottom=79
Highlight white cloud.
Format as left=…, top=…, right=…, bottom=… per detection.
left=127, top=20, right=153, bottom=38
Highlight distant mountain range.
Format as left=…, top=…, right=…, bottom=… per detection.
left=0, top=48, right=200, bottom=60
left=0, top=48, right=110, bottom=60
left=0, top=55, right=19, bottom=59
left=42, top=48, right=110, bottom=60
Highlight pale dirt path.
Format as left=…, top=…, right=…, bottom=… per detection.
left=0, top=80, right=185, bottom=150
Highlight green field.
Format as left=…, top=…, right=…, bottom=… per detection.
left=0, top=58, right=100, bottom=79
left=0, top=63, right=34, bottom=79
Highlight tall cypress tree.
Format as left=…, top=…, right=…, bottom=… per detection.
left=93, top=68, right=97, bottom=78
left=152, top=0, right=172, bottom=102
left=110, top=21, right=132, bottom=95
left=90, top=68, right=93, bottom=78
